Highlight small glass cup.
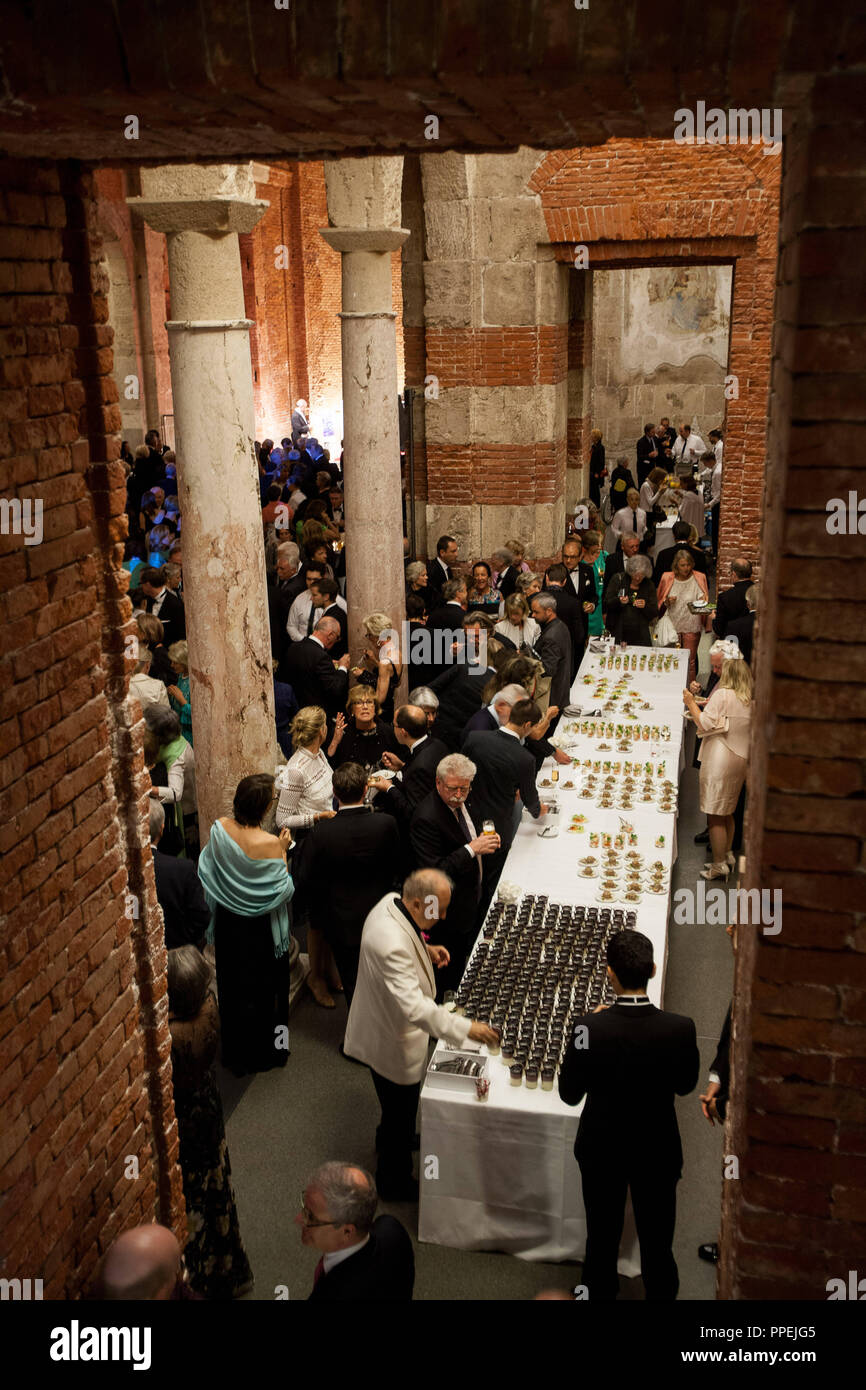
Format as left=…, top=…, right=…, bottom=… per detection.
left=482, top=820, right=496, bottom=837
left=475, top=1076, right=490, bottom=1102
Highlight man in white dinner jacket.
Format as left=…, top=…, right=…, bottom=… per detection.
left=344, top=868, right=498, bottom=1201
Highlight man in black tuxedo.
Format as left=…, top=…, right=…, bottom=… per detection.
left=428, top=615, right=497, bottom=750
left=427, top=534, right=459, bottom=599
left=724, top=585, right=757, bottom=665
left=291, top=399, right=310, bottom=447
left=636, top=422, right=661, bottom=488
left=543, top=563, right=586, bottom=676
left=424, top=577, right=469, bottom=682
left=309, top=577, right=348, bottom=660
left=559, top=931, right=700, bottom=1301
left=149, top=801, right=209, bottom=950
left=604, top=532, right=641, bottom=584
left=283, top=615, right=351, bottom=719
left=299, top=1162, right=414, bottom=1301
left=651, top=521, right=708, bottom=586
left=713, top=558, right=754, bottom=637
left=409, top=751, right=501, bottom=994
left=464, top=698, right=549, bottom=909
left=293, top=763, right=402, bottom=1011
left=530, top=594, right=573, bottom=714
left=139, top=566, right=186, bottom=644
left=559, top=537, right=598, bottom=620
left=371, top=704, right=449, bottom=824
left=492, top=547, right=519, bottom=600
left=267, top=540, right=303, bottom=666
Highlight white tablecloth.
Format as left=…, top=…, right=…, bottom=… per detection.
left=418, top=646, right=691, bottom=1266
left=651, top=519, right=677, bottom=563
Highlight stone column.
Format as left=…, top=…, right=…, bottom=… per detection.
left=319, top=158, right=409, bottom=665
left=128, top=165, right=280, bottom=834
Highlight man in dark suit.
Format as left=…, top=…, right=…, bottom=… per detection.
left=604, top=532, right=641, bottom=584
left=725, top=587, right=756, bottom=666
left=464, top=698, right=549, bottom=909
left=543, top=564, right=586, bottom=676
left=697, top=998, right=732, bottom=1265
left=636, top=422, right=661, bottom=488
left=559, top=931, right=700, bottom=1301
left=309, top=577, right=348, bottom=660
left=267, top=540, right=303, bottom=666
left=371, top=704, right=449, bottom=824
left=651, top=521, right=708, bottom=586
left=139, top=566, right=186, bottom=644
left=283, top=615, right=351, bottom=719
left=426, top=534, right=459, bottom=599
left=428, top=615, right=497, bottom=750
left=530, top=594, right=573, bottom=715
left=299, top=1162, right=414, bottom=1301
left=293, top=762, right=402, bottom=1011
left=291, top=399, right=310, bottom=447
left=424, top=577, right=469, bottom=682
left=149, top=801, right=209, bottom=950
left=713, top=558, right=753, bottom=637
left=493, top=547, right=519, bottom=600
left=409, top=752, right=501, bottom=993
left=559, top=537, right=599, bottom=620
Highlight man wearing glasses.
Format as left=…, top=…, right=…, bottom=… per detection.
left=297, top=1162, right=414, bottom=1301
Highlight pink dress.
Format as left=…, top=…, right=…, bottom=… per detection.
left=697, top=687, right=752, bottom=815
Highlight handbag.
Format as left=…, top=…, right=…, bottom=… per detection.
left=654, top=611, right=679, bottom=646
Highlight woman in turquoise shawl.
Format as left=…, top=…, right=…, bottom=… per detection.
left=198, top=773, right=295, bottom=1077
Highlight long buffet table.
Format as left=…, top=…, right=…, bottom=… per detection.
left=418, top=644, right=690, bottom=1266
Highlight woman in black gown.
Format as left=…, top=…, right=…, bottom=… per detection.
left=326, top=685, right=400, bottom=773
left=197, top=774, right=295, bottom=1076
left=167, top=945, right=253, bottom=1299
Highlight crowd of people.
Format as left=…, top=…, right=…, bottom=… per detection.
left=113, top=406, right=755, bottom=1301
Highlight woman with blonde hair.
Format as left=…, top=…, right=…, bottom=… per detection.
left=275, top=705, right=340, bottom=1007
left=352, top=612, right=403, bottom=722
left=683, top=656, right=753, bottom=881
left=657, top=549, right=710, bottom=685
left=494, top=591, right=541, bottom=654
left=326, top=684, right=397, bottom=771
left=166, top=639, right=193, bottom=745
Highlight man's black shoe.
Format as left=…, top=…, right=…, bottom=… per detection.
left=694, top=828, right=710, bottom=845
left=698, top=1242, right=719, bottom=1264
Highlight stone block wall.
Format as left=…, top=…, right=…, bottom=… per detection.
left=0, top=158, right=184, bottom=1298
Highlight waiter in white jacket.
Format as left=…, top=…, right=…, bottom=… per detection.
left=344, top=868, right=498, bottom=1201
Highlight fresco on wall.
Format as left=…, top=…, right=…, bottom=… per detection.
left=621, top=266, right=732, bottom=374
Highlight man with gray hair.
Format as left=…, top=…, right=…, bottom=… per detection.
left=298, top=1162, right=415, bottom=1300
left=491, top=546, right=518, bottom=600
left=130, top=646, right=170, bottom=715
left=268, top=538, right=304, bottom=664
left=344, top=868, right=498, bottom=1200
left=602, top=553, right=658, bottom=646
left=531, top=592, right=573, bottom=714
left=409, top=753, right=501, bottom=995
left=461, top=681, right=528, bottom=741
left=149, top=794, right=210, bottom=950
left=407, top=686, right=439, bottom=732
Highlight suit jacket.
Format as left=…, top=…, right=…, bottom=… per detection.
left=424, top=602, right=466, bottom=679
left=319, top=601, right=348, bottom=660
left=463, top=728, right=541, bottom=845
left=724, top=610, right=755, bottom=666
left=268, top=574, right=302, bottom=665
left=343, top=893, right=472, bottom=1083
left=293, top=805, right=402, bottom=946
left=535, top=616, right=573, bottom=711
left=291, top=409, right=309, bottom=446
left=652, top=542, right=707, bottom=586
left=497, top=565, right=519, bottom=601
left=426, top=556, right=452, bottom=598
left=429, top=662, right=495, bottom=751
left=461, top=705, right=497, bottom=743
left=381, top=735, right=449, bottom=823
left=710, top=1003, right=731, bottom=1122
left=636, top=433, right=662, bottom=486
left=713, top=580, right=752, bottom=638
left=559, top=999, right=700, bottom=1173
left=308, top=1215, right=415, bottom=1301
left=564, top=562, right=598, bottom=619
left=147, top=589, right=186, bottom=643
left=283, top=636, right=348, bottom=718
left=409, top=788, right=482, bottom=939
left=153, top=848, right=210, bottom=950
left=541, top=584, right=584, bottom=676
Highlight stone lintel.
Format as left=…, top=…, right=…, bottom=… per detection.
left=319, top=226, right=410, bottom=254
left=127, top=195, right=269, bottom=236
left=165, top=318, right=254, bottom=333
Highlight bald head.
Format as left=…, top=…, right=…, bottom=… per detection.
left=96, top=1224, right=181, bottom=1300
left=313, top=615, right=341, bottom=649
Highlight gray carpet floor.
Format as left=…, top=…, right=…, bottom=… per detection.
left=221, top=635, right=733, bottom=1301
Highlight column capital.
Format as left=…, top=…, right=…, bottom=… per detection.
left=319, top=226, right=410, bottom=255
left=127, top=195, right=268, bottom=236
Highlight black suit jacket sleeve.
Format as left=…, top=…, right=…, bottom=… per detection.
left=517, top=748, right=541, bottom=818
left=558, top=1014, right=591, bottom=1107
left=314, top=648, right=349, bottom=701
left=710, top=1003, right=731, bottom=1098
left=676, top=1016, right=701, bottom=1095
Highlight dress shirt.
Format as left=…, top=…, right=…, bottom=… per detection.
left=612, top=505, right=648, bottom=542
left=322, top=1236, right=370, bottom=1275
left=614, top=993, right=652, bottom=1007
left=151, top=587, right=168, bottom=617
left=709, top=461, right=723, bottom=508
left=435, top=556, right=451, bottom=583
left=639, top=480, right=663, bottom=512
left=714, top=440, right=723, bottom=467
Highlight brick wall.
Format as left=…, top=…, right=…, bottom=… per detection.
left=0, top=158, right=184, bottom=1297
left=720, top=76, right=866, bottom=1300
left=532, top=141, right=781, bottom=584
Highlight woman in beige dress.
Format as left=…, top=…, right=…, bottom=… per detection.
left=683, top=656, right=753, bottom=880
left=657, top=549, right=710, bottom=684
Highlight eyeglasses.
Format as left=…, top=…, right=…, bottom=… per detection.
left=299, top=1195, right=338, bottom=1229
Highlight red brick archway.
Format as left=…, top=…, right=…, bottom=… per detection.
left=530, top=141, right=781, bottom=581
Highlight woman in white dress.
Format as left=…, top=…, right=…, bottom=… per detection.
left=683, top=656, right=753, bottom=880
left=494, top=592, right=541, bottom=655
left=657, top=549, right=709, bottom=684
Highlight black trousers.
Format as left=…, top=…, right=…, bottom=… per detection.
left=370, top=1069, right=420, bottom=1192
left=329, top=940, right=360, bottom=1011
left=578, top=1159, right=680, bottom=1300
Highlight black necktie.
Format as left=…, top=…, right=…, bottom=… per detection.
left=306, top=603, right=315, bottom=636
left=631, top=510, right=636, bottom=531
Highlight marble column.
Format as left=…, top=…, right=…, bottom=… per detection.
left=320, top=158, right=409, bottom=669
left=128, top=165, right=280, bottom=833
